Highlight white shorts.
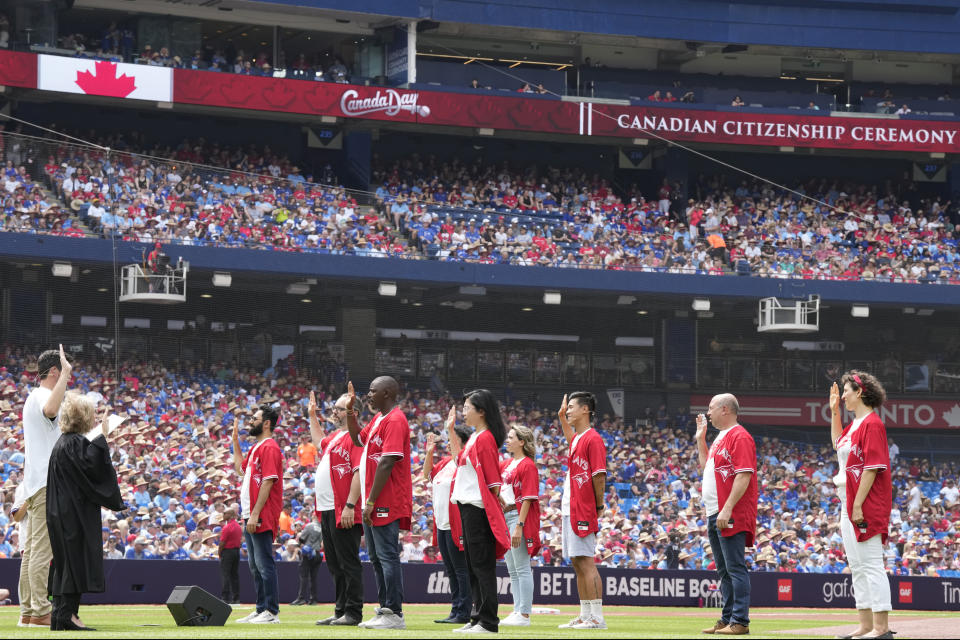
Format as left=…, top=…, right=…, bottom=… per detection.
left=562, top=515, right=597, bottom=559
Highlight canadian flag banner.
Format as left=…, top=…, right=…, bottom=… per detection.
left=37, top=55, right=172, bottom=102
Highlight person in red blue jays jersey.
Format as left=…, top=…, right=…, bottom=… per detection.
left=829, top=372, right=893, bottom=640
left=697, top=394, right=757, bottom=637
left=231, top=404, right=284, bottom=625
left=345, top=377, right=412, bottom=631
left=307, top=391, right=364, bottom=626
left=450, top=389, right=511, bottom=634
left=556, top=391, right=607, bottom=631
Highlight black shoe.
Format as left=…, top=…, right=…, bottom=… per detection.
left=52, top=618, right=96, bottom=631
left=329, top=615, right=361, bottom=626
left=290, top=599, right=307, bottom=606
left=315, top=615, right=339, bottom=625
left=435, top=616, right=466, bottom=624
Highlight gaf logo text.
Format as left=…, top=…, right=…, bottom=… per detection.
left=898, top=582, right=913, bottom=604
left=777, top=579, right=793, bottom=601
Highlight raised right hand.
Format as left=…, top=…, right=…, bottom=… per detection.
left=346, top=381, right=356, bottom=412
left=58, top=343, right=73, bottom=376
left=308, top=390, right=317, bottom=419
left=829, top=381, right=841, bottom=416
left=425, top=432, right=436, bottom=453
left=558, top=394, right=568, bottom=422
left=695, top=413, right=708, bottom=440
left=231, top=417, right=239, bottom=442
left=444, top=406, right=456, bottom=432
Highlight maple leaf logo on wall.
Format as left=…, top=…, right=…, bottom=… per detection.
left=74, top=61, right=137, bottom=98
left=943, top=404, right=960, bottom=428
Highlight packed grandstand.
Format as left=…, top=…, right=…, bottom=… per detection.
left=0, top=129, right=958, bottom=283
left=0, top=349, right=956, bottom=577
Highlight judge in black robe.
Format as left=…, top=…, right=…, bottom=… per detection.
left=46, top=393, right=124, bottom=631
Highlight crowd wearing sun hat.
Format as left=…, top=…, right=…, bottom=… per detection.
left=1, top=126, right=958, bottom=284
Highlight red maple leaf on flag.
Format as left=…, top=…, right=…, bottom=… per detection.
left=74, top=61, right=137, bottom=98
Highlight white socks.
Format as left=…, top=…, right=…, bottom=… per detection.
left=588, top=599, right=604, bottom=620
left=579, top=600, right=589, bottom=620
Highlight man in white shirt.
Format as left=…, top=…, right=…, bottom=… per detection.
left=19, top=345, right=73, bottom=628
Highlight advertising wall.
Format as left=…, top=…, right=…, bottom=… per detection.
left=689, top=394, right=960, bottom=431
left=0, top=559, right=955, bottom=610
left=3, top=50, right=960, bottom=154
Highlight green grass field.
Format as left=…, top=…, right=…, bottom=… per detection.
left=4, top=603, right=957, bottom=638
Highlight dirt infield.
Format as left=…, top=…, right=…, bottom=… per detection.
left=777, top=614, right=959, bottom=638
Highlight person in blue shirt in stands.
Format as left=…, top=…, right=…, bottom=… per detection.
left=124, top=537, right=155, bottom=559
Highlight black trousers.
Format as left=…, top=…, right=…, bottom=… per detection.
left=297, top=554, right=323, bottom=602
left=52, top=592, right=80, bottom=626
left=220, top=548, right=240, bottom=602
left=320, top=509, right=363, bottom=619
left=459, top=504, right=499, bottom=632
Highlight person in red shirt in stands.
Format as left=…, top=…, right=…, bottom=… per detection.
left=828, top=372, right=894, bottom=640
left=231, top=404, right=284, bottom=625
left=556, top=391, right=608, bottom=630
left=345, top=377, right=412, bottom=630
left=697, top=394, right=757, bottom=637
left=217, top=508, right=242, bottom=604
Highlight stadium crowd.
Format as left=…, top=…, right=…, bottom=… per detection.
left=47, top=21, right=353, bottom=82
left=0, top=127, right=958, bottom=284
left=0, top=346, right=957, bottom=579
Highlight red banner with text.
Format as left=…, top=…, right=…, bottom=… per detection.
left=3, top=49, right=960, bottom=154
left=689, top=394, right=960, bottom=430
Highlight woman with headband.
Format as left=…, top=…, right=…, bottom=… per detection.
left=828, top=371, right=894, bottom=640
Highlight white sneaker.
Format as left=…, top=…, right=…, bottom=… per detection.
left=358, top=609, right=385, bottom=628
left=363, top=608, right=406, bottom=630
left=501, top=613, right=531, bottom=627
left=571, top=616, right=607, bottom=630
left=249, top=611, right=280, bottom=624
left=463, top=625, right=496, bottom=634
left=236, top=610, right=261, bottom=623
left=453, top=622, right=476, bottom=632
left=558, top=616, right=584, bottom=629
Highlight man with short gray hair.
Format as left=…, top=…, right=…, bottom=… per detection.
left=696, top=393, right=756, bottom=636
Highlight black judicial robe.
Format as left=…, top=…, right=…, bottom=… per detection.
left=46, top=431, right=124, bottom=595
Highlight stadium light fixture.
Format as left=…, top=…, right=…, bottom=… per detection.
left=378, top=281, right=397, bottom=297
left=692, top=298, right=710, bottom=311
left=917, top=308, right=935, bottom=316
left=459, top=285, right=486, bottom=296
left=212, top=272, right=232, bottom=287
left=52, top=262, right=73, bottom=277
left=617, top=295, right=636, bottom=305
left=851, top=305, right=869, bottom=318
left=543, top=291, right=562, bottom=305
left=286, top=283, right=310, bottom=295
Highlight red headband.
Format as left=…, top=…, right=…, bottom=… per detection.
left=852, top=374, right=862, bottom=385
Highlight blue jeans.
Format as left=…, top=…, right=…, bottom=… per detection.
left=438, top=528, right=471, bottom=620
left=364, top=520, right=403, bottom=614
left=707, top=514, right=750, bottom=626
left=503, top=510, right=533, bottom=615
left=244, top=525, right=279, bottom=615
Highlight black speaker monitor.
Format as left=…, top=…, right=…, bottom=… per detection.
left=166, top=585, right=232, bottom=626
